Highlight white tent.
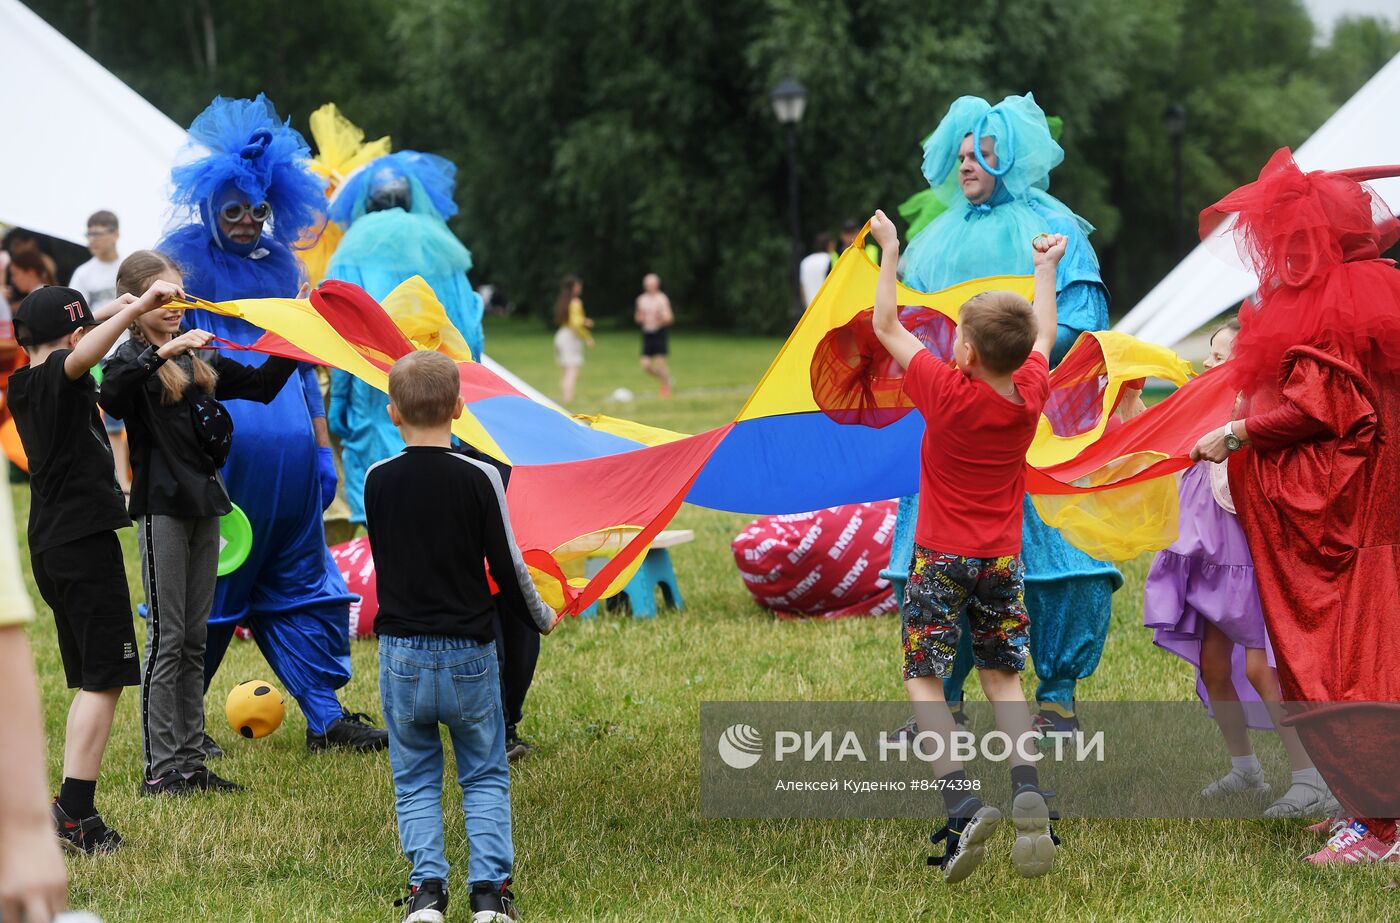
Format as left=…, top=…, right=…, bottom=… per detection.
left=0, top=0, right=186, bottom=249
left=1115, top=50, right=1400, bottom=347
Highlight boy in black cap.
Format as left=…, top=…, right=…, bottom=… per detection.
left=8, top=281, right=183, bottom=853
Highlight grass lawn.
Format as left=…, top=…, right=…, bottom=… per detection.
left=13, top=316, right=1397, bottom=921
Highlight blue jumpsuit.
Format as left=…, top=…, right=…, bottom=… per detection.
left=163, top=224, right=354, bottom=734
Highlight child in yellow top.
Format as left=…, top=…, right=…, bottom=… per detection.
left=552, top=275, right=593, bottom=402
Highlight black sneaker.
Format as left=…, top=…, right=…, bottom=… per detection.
left=470, top=880, right=519, bottom=922
left=52, top=799, right=123, bottom=855
left=140, top=769, right=194, bottom=797
left=505, top=725, right=532, bottom=762
left=927, top=801, right=1002, bottom=884
left=186, top=767, right=245, bottom=793
left=306, top=712, right=390, bottom=752
left=202, top=732, right=225, bottom=760
left=395, top=878, right=448, bottom=923
left=1032, top=705, right=1081, bottom=739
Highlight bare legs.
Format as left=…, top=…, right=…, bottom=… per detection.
left=63, top=688, right=121, bottom=781
left=640, top=355, right=671, bottom=395
left=560, top=365, right=580, bottom=403
left=1200, top=624, right=1314, bottom=772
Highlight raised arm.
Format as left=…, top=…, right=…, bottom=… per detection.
left=868, top=210, right=923, bottom=370
left=1030, top=233, right=1068, bottom=359
left=65, top=279, right=185, bottom=380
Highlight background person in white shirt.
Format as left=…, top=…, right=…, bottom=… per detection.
left=799, top=231, right=834, bottom=307
left=67, top=211, right=131, bottom=495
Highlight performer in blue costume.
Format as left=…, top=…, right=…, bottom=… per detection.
left=324, top=151, right=485, bottom=523
left=159, top=95, right=387, bottom=752
left=896, top=93, right=1122, bottom=734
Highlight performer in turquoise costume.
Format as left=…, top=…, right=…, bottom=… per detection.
left=896, top=93, right=1122, bottom=733
left=324, top=151, right=485, bottom=523
left=159, top=95, right=387, bottom=752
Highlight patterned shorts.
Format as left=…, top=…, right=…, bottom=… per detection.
left=901, top=543, right=1030, bottom=680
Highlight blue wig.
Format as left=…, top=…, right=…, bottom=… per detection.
left=169, top=94, right=327, bottom=251
left=161, top=95, right=326, bottom=302
left=328, top=151, right=459, bottom=227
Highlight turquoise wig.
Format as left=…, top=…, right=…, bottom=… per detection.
left=901, top=93, right=1104, bottom=332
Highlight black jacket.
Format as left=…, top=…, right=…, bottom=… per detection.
left=100, top=340, right=298, bottom=518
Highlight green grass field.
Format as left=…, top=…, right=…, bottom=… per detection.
left=13, top=316, right=1397, bottom=921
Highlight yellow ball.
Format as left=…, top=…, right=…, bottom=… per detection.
left=225, top=679, right=286, bottom=739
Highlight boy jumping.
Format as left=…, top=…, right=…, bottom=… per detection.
left=868, top=210, right=1065, bottom=883
left=365, top=350, right=556, bottom=923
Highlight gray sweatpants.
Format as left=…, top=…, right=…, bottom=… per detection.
left=139, top=514, right=219, bottom=780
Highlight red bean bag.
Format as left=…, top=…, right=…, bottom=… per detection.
left=732, top=500, right=899, bottom=619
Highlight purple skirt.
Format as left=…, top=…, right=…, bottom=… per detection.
left=1143, top=463, right=1275, bottom=727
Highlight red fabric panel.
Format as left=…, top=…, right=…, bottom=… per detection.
left=809, top=306, right=955, bottom=427
left=1025, top=364, right=1238, bottom=494
left=505, top=425, right=734, bottom=615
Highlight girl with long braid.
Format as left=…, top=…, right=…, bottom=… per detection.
left=99, top=250, right=299, bottom=795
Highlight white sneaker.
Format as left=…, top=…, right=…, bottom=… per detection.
left=1201, top=768, right=1270, bottom=798
left=1010, top=787, right=1058, bottom=878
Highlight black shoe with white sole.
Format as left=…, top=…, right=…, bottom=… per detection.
left=470, top=880, right=519, bottom=922
left=396, top=878, right=448, bottom=923
left=928, top=801, right=1002, bottom=884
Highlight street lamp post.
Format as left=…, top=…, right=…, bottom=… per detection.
left=1163, top=103, right=1188, bottom=259
left=771, top=77, right=807, bottom=318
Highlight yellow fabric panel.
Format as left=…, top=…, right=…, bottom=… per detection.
left=381, top=276, right=475, bottom=361
left=188, top=294, right=509, bottom=463
left=1032, top=453, right=1180, bottom=561
left=1026, top=331, right=1195, bottom=468
left=574, top=414, right=691, bottom=446
left=736, top=238, right=1033, bottom=422
left=0, top=458, right=34, bottom=626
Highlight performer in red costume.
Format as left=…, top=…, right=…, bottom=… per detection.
left=1192, top=149, right=1400, bottom=864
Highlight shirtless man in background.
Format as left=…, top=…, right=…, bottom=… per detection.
left=634, top=273, right=674, bottom=397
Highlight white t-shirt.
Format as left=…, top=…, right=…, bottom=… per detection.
left=799, top=250, right=831, bottom=307
left=69, top=255, right=121, bottom=310
left=69, top=255, right=126, bottom=355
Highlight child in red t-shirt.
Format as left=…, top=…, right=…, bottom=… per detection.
left=869, top=209, right=1067, bottom=884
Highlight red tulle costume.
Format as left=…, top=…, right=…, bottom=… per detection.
left=1209, top=150, right=1400, bottom=837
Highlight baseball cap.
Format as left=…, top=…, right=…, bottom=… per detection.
left=14, top=287, right=96, bottom=347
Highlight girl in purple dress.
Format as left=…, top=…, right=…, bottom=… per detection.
left=1143, top=318, right=1335, bottom=818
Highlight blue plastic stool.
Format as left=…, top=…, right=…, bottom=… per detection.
left=880, top=494, right=920, bottom=609
left=580, top=546, right=684, bottom=619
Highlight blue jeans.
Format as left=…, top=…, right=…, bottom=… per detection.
left=379, top=634, right=513, bottom=888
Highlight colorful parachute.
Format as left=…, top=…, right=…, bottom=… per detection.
left=186, top=224, right=1236, bottom=618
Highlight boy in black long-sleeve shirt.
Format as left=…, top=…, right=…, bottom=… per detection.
left=365, top=350, right=554, bottom=923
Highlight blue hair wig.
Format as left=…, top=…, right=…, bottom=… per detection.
left=169, top=94, right=327, bottom=250
left=328, top=151, right=459, bottom=227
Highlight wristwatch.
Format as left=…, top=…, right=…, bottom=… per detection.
left=1223, top=421, right=1242, bottom=453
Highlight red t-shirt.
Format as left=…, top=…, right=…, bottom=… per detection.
left=903, top=349, right=1050, bottom=558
